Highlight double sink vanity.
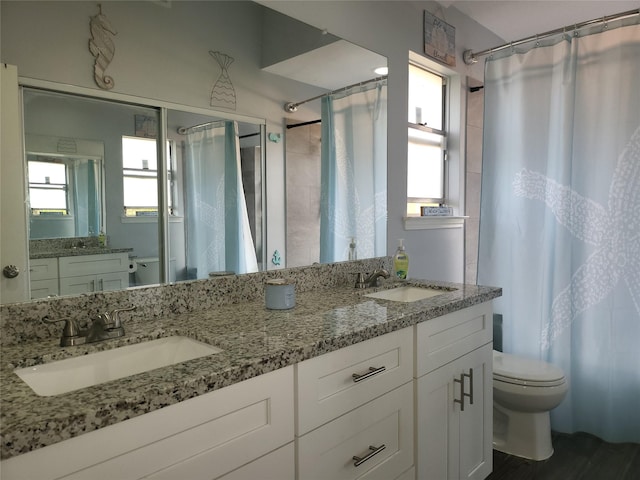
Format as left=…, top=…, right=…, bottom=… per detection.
left=0, top=258, right=501, bottom=480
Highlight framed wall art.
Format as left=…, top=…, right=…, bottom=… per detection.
left=424, top=11, right=456, bottom=67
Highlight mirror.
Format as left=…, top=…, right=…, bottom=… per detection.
left=1, top=0, right=387, bottom=303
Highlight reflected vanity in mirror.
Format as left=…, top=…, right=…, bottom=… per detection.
left=1, top=0, right=387, bottom=304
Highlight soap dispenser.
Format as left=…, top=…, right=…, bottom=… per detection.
left=349, top=238, right=357, bottom=260
left=393, top=239, right=409, bottom=279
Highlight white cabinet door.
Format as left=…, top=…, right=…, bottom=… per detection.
left=1, top=367, right=294, bottom=480
left=458, top=344, right=492, bottom=480
left=416, top=343, right=492, bottom=480
left=0, top=64, right=29, bottom=303
left=98, top=271, right=129, bottom=291
left=58, top=253, right=130, bottom=294
left=59, top=274, right=98, bottom=295
left=216, top=442, right=295, bottom=480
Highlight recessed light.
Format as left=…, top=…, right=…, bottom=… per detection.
left=374, top=66, right=388, bottom=75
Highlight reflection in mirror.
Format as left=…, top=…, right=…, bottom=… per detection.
left=23, top=88, right=161, bottom=298
left=26, top=135, right=104, bottom=240
left=22, top=88, right=266, bottom=299
left=3, top=0, right=387, bottom=305
left=167, top=109, right=264, bottom=282
left=284, top=81, right=387, bottom=268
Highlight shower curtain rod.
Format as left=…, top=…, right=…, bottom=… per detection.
left=177, top=122, right=259, bottom=139
left=177, top=121, right=220, bottom=135
left=463, top=8, right=639, bottom=65
left=284, top=75, right=387, bottom=113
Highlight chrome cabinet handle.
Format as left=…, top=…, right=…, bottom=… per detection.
left=463, top=368, right=474, bottom=406
left=353, top=444, right=386, bottom=467
left=454, top=368, right=474, bottom=411
left=454, top=373, right=466, bottom=411
left=352, top=366, right=386, bottom=383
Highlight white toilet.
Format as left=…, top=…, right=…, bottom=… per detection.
left=492, top=350, right=568, bottom=461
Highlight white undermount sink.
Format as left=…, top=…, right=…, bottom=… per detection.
left=364, top=286, right=451, bottom=302
left=15, top=336, right=222, bottom=397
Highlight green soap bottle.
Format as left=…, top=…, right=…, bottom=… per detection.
left=393, top=238, right=409, bottom=279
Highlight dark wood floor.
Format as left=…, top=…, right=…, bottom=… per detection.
left=487, top=432, right=640, bottom=480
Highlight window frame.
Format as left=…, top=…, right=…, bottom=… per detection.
left=121, top=136, right=176, bottom=217
left=27, top=158, right=71, bottom=216
left=407, top=63, right=448, bottom=208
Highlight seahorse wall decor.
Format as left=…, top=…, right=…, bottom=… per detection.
left=210, top=51, right=237, bottom=110
left=88, top=4, right=117, bottom=90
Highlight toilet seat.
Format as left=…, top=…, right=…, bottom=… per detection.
left=493, top=351, right=565, bottom=387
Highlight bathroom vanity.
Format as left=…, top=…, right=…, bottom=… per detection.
left=30, top=251, right=131, bottom=298
left=0, top=260, right=500, bottom=480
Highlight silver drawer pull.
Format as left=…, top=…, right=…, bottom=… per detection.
left=463, top=368, right=474, bottom=406
left=353, top=444, right=386, bottom=467
left=352, top=366, right=386, bottom=383
left=454, top=373, right=466, bottom=411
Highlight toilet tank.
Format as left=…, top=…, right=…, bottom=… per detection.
left=134, top=257, right=176, bottom=286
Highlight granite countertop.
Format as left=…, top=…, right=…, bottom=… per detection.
left=0, top=279, right=501, bottom=460
left=30, top=247, right=134, bottom=259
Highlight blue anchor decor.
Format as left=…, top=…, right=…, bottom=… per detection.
left=271, top=250, right=281, bottom=266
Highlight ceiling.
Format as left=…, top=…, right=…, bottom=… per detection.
left=444, top=1, right=639, bottom=42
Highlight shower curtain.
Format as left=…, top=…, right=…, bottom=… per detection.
left=185, top=121, right=258, bottom=278
left=72, top=159, right=100, bottom=237
left=478, top=22, right=640, bottom=442
left=320, top=80, right=387, bottom=262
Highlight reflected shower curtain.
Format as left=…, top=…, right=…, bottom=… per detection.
left=320, top=81, right=387, bottom=262
left=478, top=23, right=640, bottom=442
left=72, top=159, right=100, bottom=237
left=185, top=121, right=258, bottom=278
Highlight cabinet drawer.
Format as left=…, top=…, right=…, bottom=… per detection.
left=297, top=327, right=413, bottom=434
left=59, top=252, right=129, bottom=277
left=415, top=302, right=492, bottom=377
left=216, top=442, right=295, bottom=480
left=29, top=257, right=58, bottom=281
left=298, top=382, right=413, bottom=480
left=1, top=367, right=294, bottom=480
left=30, top=279, right=59, bottom=299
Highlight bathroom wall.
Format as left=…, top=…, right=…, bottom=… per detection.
left=465, top=80, right=484, bottom=284
left=285, top=121, right=321, bottom=268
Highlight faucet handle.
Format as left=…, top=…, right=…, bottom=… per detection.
left=108, top=306, right=136, bottom=328
left=43, top=317, right=82, bottom=346
left=355, top=272, right=367, bottom=289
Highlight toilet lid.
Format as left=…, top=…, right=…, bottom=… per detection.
left=493, top=350, right=565, bottom=387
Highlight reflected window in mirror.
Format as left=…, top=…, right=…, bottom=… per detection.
left=122, top=136, right=175, bottom=217
left=407, top=64, right=447, bottom=215
left=27, top=159, right=69, bottom=216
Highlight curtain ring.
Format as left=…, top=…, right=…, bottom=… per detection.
left=574, top=23, right=579, bottom=37
left=535, top=34, right=540, bottom=47
left=602, top=16, right=608, bottom=30
left=510, top=41, right=514, bottom=53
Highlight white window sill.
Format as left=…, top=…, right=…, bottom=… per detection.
left=403, top=216, right=468, bottom=230
left=121, top=215, right=184, bottom=224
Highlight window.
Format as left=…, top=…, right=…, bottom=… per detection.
left=27, top=159, right=69, bottom=215
left=122, top=136, right=174, bottom=217
left=407, top=64, right=447, bottom=214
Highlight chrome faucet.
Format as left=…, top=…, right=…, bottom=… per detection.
left=355, top=268, right=391, bottom=289
left=44, top=306, right=136, bottom=347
